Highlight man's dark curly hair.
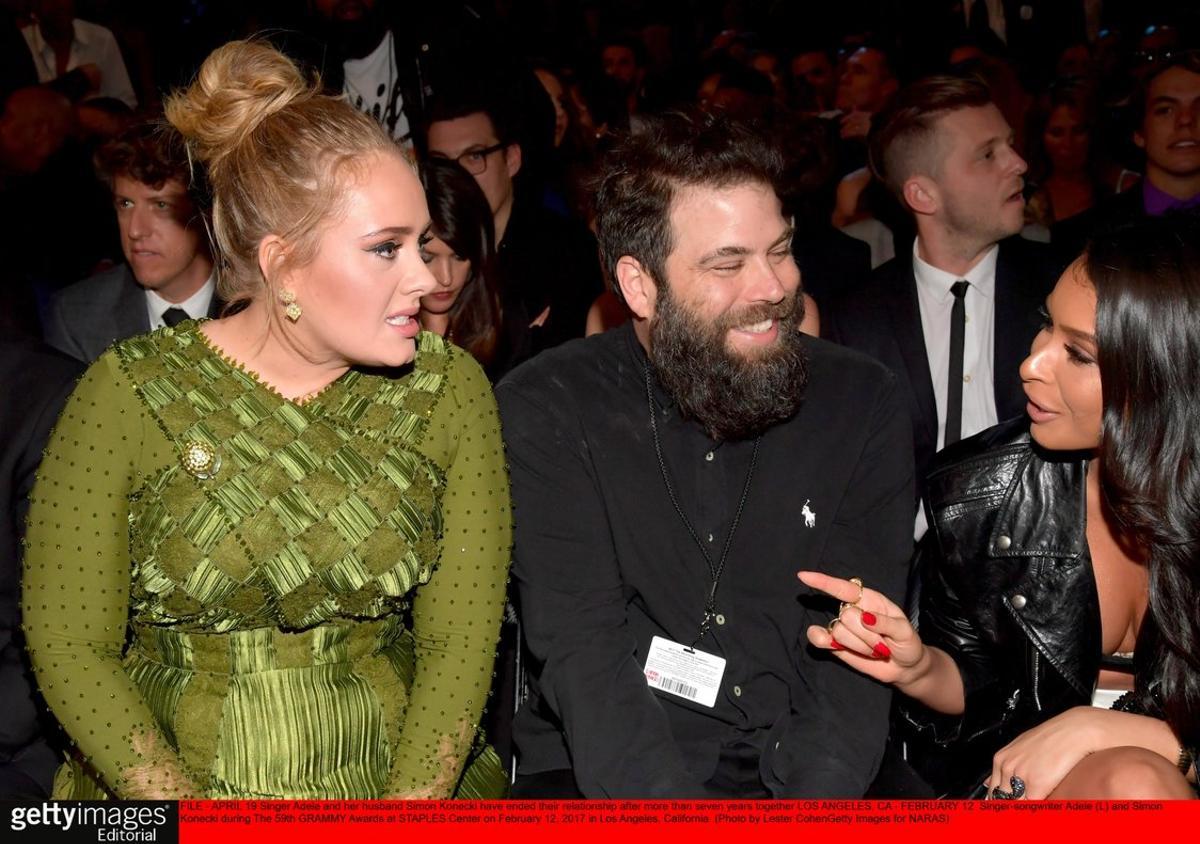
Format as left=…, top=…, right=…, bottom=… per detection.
left=593, top=110, right=785, bottom=299
left=94, top=119, right=200, bottom=197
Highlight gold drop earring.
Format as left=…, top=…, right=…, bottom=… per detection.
left=279, top=289, right=302, bottom=322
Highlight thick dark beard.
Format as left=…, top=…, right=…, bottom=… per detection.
left=649, top=286, right=809, bottom=442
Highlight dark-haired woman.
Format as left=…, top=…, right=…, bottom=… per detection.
left=418, top=157, right=519, bottom=380
left=800, top=213, right=1199, bottom=799
left=1023, top=81, right=1106, bottom=229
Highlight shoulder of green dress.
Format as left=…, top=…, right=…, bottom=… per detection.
left=413, top=330, right=451, bottom=369
left=323, top=333, right=455, bottom=441
left=106, top=321, right=266, bottom=444
left=401, top=330, right=459, bottom=398
left=420, top=332, right=492, bottom=401
left=108, top=320, right=207, bottom=374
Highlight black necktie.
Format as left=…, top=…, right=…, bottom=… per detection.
left=945, top=280, right=970, bottom=446
left=162, top=307, right=190, bottom=327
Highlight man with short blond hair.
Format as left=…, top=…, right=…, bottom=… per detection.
left=826, top=75, right=1062, bottom=505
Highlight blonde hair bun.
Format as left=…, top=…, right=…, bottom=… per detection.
left=165, top=40, right=313, bottom=177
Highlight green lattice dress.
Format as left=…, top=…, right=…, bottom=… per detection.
left=22, top=323, right=511, bottom=799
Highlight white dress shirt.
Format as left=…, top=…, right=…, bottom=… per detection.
left=914, top=238, right=1000, bottom=451
left=145, top=274, right=216, bottom=330
left=22, top=18, right=137, bottom=108
left=913, top=239, right=1001, bottom=539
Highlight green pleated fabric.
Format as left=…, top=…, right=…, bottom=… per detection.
left=26, top=323, right=511, bottom=800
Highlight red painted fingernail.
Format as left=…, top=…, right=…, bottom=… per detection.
left=830, top=640, right=843, bottom=650
left=862, top=611, right=877, bottom=626
left=873, top=642, right=891, bottom=659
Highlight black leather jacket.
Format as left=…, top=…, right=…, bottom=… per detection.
left=900, top=417, right=1158, bottom=788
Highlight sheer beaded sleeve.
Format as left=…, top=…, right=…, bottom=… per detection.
left=22, top=353, right=200, bottom=798
left=391, top=348, right=512, bottom=797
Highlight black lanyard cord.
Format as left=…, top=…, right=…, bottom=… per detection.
left=644, top=360, right=760, bottom=647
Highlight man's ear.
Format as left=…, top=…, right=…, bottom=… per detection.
left=505, top=142, right=522, bottom=179
left=615, top=256, right=656, bottom=320
left=903, top=174, right=939, bottom=217
left=1133, top=128, right=1146, bottom=151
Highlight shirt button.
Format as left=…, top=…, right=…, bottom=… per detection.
left=715, top=613, right=725, bottom=625
left=733, top=685, right=742, bottom=697
left=996, top=535, right=1012, bottom=550
left=707, top=533, right=714, bottom=543
left=705, top=451, right=714, bottom=462
left=1011, top=594, right=1027, bottom=610
left=963, top=374, right=972, bottom=383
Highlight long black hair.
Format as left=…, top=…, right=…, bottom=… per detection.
left=1089, top=212, right=1200, bottom=751
left=419, top=156, right=503, bottom=369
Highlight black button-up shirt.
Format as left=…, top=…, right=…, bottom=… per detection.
left=497, top=322, right=914, bottom=798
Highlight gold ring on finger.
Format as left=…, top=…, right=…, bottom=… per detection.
left=827, top=617, right=842, bottom=634
left=848, top=577, right=865, bottom=605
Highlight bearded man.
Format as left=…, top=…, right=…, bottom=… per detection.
left=497, top=111, right=916, bottom=799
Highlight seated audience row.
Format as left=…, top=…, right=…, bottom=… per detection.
left=6, top=34, right=1200, bottom=803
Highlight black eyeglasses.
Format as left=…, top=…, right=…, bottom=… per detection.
left=1133, top=47, right=1200, bottom=69
left=432, top=143, right=507, bottom=175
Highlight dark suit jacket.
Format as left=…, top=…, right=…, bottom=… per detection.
left=0, top=340, right=82, bottom=797
left=793, top=225, right=872, bottom=311
left=823, top=236, right=1063, bottom=492
left=42, top=264, right=221, bottom=363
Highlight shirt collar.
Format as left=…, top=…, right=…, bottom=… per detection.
left=33, top=19, right=86, bottom=47
left=145, top=272, right=216, bottom=323
left=1142, top=178, right=1200, bottom=216
left=912, top=238, right=999, bottom=303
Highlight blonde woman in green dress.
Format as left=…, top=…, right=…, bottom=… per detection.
left=22, top=40, right=512, bottom=800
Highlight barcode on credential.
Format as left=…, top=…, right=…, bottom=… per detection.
left=652, top=676, right=698, bottom=700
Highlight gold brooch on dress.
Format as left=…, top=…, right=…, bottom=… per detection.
left=180, top=440, right=221, bottom=480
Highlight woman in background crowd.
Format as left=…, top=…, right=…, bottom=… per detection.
left=1025, top=80, right=1106, bottom=228
left=418, top=156, right=510, bottom=379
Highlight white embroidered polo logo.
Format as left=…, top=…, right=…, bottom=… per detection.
left=802, top=499, right=816, bottom=528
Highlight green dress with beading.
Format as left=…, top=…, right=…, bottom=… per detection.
left=22, top=323, right=511, bottom=799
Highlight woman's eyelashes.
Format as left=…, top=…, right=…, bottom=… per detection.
left=1038, top=304, right=1053, bottom=331
left=1065, top=344, right=1095, bottom=366
left=1039, top=305, right=1095, bottom=365
left=369, top=240, right=400, bottom=259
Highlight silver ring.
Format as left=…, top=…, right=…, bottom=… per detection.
left=990, top=775, right=1025, bottom=800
